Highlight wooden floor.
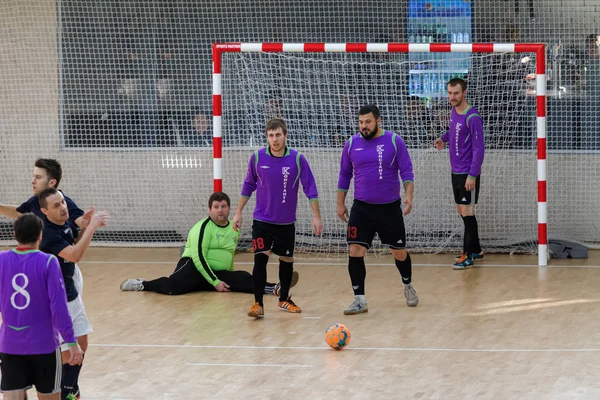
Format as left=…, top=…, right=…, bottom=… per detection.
left=11, top=249, right=600, bottom=400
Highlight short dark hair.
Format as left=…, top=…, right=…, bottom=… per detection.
left=35, top=158, right=62, bottom=188
left=447, top=78, right=467, bottom=91
left=265, top=118, right=288, bottom=136
left=14, top=213, right=44, bottom=245
left=39, top=188, right=60, bottom=209
left=359, top=104, right=381, bottom=119
left=208, top=192, right=231, bottom=209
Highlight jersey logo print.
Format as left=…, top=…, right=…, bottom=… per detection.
left=281, top=167, right=291, bottom=203
left=355, top=148, right=364, bottom=151
left=454, top=122, right=462, bottom=156
left=260, top=165, right=270, bottom=169
left=377, top=144, right=385, bottom=180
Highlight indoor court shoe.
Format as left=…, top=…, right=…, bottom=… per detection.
left=248, top=302, right=264, bottom=318
left=343, top=297, right=369, bottom=315
left=278, top=297, right=302, bottom=313
left=273, top=270, right=300, bottom=297
left=455, top=252, right=484, bottom=260
left=453, top=253, right=474, bottom=270
left=404, top=284, right=419, bottom=307
left=120, top=278, right=145, bottom=291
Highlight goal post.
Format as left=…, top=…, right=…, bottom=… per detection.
left=212, top=42, right=548, bottom=266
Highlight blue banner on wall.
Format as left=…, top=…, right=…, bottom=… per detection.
left=408, top=0, right=471, bottom=18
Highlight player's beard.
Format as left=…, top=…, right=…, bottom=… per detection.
left=360, top=125, right=379, bottom=140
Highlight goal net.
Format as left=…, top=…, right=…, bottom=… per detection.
left=216, top=43, right=548, bottom=260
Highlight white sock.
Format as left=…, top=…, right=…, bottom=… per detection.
left=356, top=295, right=366, bottom=303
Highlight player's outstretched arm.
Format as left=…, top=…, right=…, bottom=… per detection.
left=59, top=211, right=109, bottom=263
left=0, top=203, right=21, bottom=219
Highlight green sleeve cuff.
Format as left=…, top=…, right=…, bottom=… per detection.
left=309, top=198, right=319, bottom=202
left=241, top=195, right=250, bottom=199
left=337, top=188, right=348, bottom=193
left=403, top=180, right=414, bottom=185
left=467, top=175, right=476, bottom=180
left=67, top=342, right=78, bottom=347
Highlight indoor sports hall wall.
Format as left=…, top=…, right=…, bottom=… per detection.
left=0, top=0, right=598, bottom=252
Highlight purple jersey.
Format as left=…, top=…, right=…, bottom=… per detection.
left=338, top=130, right=414, bottom=204
left=241, top=147, right=319, bottom=224
left=441, top=106, right=485, bottom=177
left=0, top=249, right=76, bottom=355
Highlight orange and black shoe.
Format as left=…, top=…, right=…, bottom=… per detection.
left=278, top=297, right=302, bottom=313
left=247, top=302, right=264, bottom=318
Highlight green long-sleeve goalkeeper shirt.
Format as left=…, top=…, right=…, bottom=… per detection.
left=181, top=217, right=240, bottom=287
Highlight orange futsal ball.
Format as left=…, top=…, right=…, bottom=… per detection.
left=325, top=323, right=351, bottom=350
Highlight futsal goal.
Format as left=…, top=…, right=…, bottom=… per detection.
left=212, top=42, right=549, bottom=265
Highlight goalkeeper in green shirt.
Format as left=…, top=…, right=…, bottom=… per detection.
left=119, top=192, right=297, bottom=296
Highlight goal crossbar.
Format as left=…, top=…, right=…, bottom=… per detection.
left=211, top=42, right=548, bottom=266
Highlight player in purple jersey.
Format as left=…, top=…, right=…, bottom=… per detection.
left=233, top=118, right=322, bottom=319
left=434, top=78, right=485, bottom=269
left=0, top=213, right=83, bottom=400
left=39, top=188, right=109, bottom=400
left=337, top=105, right=418, bottom=315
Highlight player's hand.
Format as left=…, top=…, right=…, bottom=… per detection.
left=232, top=213, right=242, bottom=232
left=337, top=204, right=349, bottom=223
left=67, top=344, right=84, bottom=366
left=434, top=138, right=445, bottom=151
left=465, top=177, right=476, bottom=192
left=215, top=281, right=230, bottom=292
left=90, top=211, right=110, bottom=228
left=312, top=217, right=323, bottom=236
left=81, top=207, right=95, bottom=228
left=403, top=196, right=413, bottom=216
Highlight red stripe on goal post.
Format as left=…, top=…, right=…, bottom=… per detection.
left=387, top=43, right=409, bottom=52
left=472, top=43, right=494, bottom=52
left=538, top=181, right=547, bottom=203
left=304, top=43, right=325, bottom=52
left=430, top=43, right=451, bottom=52
left=346, top=43, right=367, bottom=52
left=537, top=138, right=546, bottom=160
left=262, top=43, right=283, bottom=52
left=538, top=224, right=548, bottom=245
left=536, top=96, right=546, bottom=117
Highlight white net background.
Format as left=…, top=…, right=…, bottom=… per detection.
left=0, top=0, right=598, bottom=253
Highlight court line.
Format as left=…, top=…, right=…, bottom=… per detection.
left=188, top=362, right=312, bottom=368
left=79, top=260, right=600, bottom=268
left=90, top=343, right=600, bottom=353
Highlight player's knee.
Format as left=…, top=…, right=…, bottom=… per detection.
left=279, top=255, right=294, bottom=263
left=391, top=248, right=408, bottom=261
left=457, top=205, right=475, bottom=217
left=349, top=244, right=366, bottom=257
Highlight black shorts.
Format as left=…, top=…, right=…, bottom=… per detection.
left=0, top=348, right=61, bottom=394
left=347, top=199, right=406, bottom=249
left=252, top=220, right=295, bottom=257
left=452, top=173, right=480, bottom=205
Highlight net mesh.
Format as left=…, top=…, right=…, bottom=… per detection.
left=0, top=0, right=598, bottom=253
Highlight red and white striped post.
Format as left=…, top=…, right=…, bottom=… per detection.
left=212, top=42, right=548, bottom=265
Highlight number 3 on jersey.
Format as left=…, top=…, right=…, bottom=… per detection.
left=11, top=273, right=31, bottom=310
left=347, top=226, right=358, bottom=239
left=252, top=238, right=265, bottom=251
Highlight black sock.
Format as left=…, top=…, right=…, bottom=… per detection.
left=462, top=215, right=482, bottom=254
left=348, top=256, right=366, bottom=295
left=395, top=253, right=412, bottom=285
left=252, top=253, right=269, bottom=306
left=62, top=362, right=83, bottom=398
left=278, top=260, right=293, bottom=301
left=264, top=282, right=276, bottom=294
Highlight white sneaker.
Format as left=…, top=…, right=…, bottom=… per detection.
left=343, top=296, right=369, bottom=315
left=120, top=278, right=145, bottom=292
left=404, top=283, right=419, bottom=307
